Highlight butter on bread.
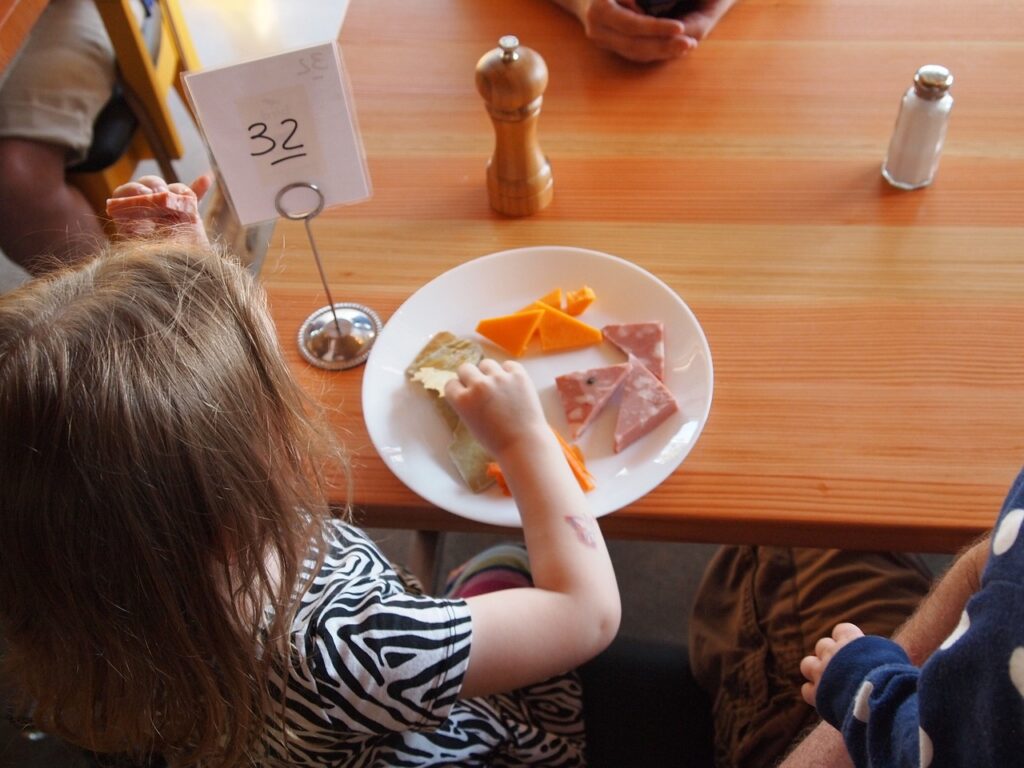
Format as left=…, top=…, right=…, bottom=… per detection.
left=411, top=366, right=458, bottom=396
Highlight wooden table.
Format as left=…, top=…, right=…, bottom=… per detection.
left=262, top=0, right=1024, bottom=553
left=0, top=0, right=44, bottom=73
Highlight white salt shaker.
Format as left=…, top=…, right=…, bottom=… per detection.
left=881, top=65, right=954, bottom=190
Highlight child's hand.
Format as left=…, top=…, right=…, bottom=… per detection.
left=444, top=359, right=550, bottom=460
left=106, top=173, right=213, bottom=246
left=800, top=622, right=865, bottom=707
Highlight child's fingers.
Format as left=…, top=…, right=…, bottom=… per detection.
left=814, top=635, right=837, bottom=658
left=189, top=172, right=214, bottom=201
left=800, top=680, right=817, bottom=707
left=134, top=174, right=170, bottom=193
left=799, top=654, right=824, bottom=707
left=455, top=361, right=485, bottom=384
left=799, top=653, right=821, bottom=681
left=110, top=181, right=152, bottom=199
left=446, top=363, right=485, bottom=401
left=502, top=359, right=530, bottom=379
left=477, top=358, right=504, bottom=376
left=166, top=182, right=195, bottom=198
left=833, top=622, right=864, bottom=642
left=443, top=376, right=463, bottom=400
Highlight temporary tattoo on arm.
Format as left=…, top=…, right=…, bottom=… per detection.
left=564, top=515, right=598, bottom=548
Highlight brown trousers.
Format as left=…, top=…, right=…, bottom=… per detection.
left=688, top=546, right=933, bottom=768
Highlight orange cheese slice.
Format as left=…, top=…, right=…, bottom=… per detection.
left=564, top=285, right=596, bottom=316
left=475, top=309, right=544, bottom=357
left=537, top=288, right=562, bottom=309
left=519, top=288, right=562, bottom=314
left=526, top=301, right=603, bottom=352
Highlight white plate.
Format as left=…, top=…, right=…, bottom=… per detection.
left=361, top=246, right=714, bottom=527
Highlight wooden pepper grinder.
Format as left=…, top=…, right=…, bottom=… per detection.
left=475, top=35, right=553, bottom=216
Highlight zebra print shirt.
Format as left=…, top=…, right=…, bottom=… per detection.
left=260, top=522, right=587, bottom=766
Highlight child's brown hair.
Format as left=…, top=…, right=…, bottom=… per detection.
left=0, top=241, right=347, bottom=765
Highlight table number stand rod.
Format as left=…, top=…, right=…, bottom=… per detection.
left=274, top=182, right=382, bottom=371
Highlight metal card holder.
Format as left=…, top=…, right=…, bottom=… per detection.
left=274, top=182, right=381, bottom=371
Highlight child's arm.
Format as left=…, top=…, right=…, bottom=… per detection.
left=444, top=359, right=621, bottom=698
left=780, top=536, right=990, bottom=768
left=800, top=526, right=1024, bottom=768
left=106, top=173, right=213, bottom=246
left=802, top=623, right=922, bottom=768
left=805, top=630, right=923, bottom=768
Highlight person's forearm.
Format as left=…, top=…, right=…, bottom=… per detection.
left=499, top=431, right=620, bottom=641
left=777, top=723, right=852, bottom=768
left=892, top=536, right=987, bottom=664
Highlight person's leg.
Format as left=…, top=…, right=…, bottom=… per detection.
left=441, top=542, right=533, bottom=598
left=688, top=546, right=932, bottom=768
left=0, top=0, right=115, bottom=273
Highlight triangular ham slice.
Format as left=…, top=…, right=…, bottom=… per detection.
left=555, top=362, right=631, bottom=439
left=602, top=322, right=665, bottom=380
left=613, top=355, right=678, bottom=453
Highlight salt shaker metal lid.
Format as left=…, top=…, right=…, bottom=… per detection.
left=913, top=64, right=954, bottom=100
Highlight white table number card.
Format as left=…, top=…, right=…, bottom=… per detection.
left=183, top=41, right=371, bottom=225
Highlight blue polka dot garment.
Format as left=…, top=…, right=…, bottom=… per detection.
left=816, top=466, right=1024, bottom=767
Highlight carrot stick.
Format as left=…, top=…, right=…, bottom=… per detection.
left=552, top=429, right=596, bottom=492
left=486, top=462, right=511, bottom=496
left=485, top=428, right=595, bottom=495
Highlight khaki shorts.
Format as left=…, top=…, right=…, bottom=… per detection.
left=0, top=0, right=116, bottom=163
left=689, top=546, right=933, bottom=768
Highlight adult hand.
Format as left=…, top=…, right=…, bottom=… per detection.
left=799, top=623, right=865, bottom=707
left=672, top=0, right=738, bottom=42
left=554, top=0, right=738, bottom=63
left=557, top=0, right=696, bottom=62
left=106, top=173, right=213, bottom=246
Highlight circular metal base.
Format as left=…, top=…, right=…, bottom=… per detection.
left=297, top=302, right=382, bottom=371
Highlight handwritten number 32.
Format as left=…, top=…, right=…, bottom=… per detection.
left=248, top=119, right=308, bottom=165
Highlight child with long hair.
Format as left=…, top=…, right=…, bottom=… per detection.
left=0, top=176, right=620, bottom=766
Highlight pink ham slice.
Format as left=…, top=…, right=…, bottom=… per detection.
left=555, top=362, right=631, bottom=439
left=613, top=355, right=679, bottom=453
left=602, top=322, right=665, bottom=380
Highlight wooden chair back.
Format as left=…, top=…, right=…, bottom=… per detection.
left=69, top=0, right=200, bottom=216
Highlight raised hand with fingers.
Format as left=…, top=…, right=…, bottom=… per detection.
left=800, top=622, right=865, bottom=707
left=106, top=173, right=214, bottom=246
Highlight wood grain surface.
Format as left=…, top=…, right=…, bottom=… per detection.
left=261, top=0, right=1024, bottom=552
left=0, top=0, right=45, bottom=72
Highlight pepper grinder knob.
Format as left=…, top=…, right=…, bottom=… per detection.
left=475, top=35, right=553, bottom=216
